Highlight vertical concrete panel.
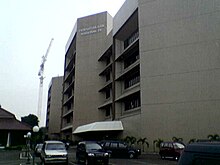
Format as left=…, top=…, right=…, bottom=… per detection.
left=138, top=0, right=220, bottom=147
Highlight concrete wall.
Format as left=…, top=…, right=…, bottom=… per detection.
left=139, top=0, right=220, bottom=145
left=48, top=76, right=63, bottom=138
left=73, top=12, right=113, bottom=131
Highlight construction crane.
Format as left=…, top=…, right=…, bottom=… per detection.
left=37, top=38, right=54, bottom=125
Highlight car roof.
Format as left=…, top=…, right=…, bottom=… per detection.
left=184, top=142, right=220, bottom=154
left=100, top=140, right=124, bottom=143
left=161, top=141, right=181, bottom=143
left=44, top=140, right=64, bottom=144
left=78, top=141, right=99, bottom=144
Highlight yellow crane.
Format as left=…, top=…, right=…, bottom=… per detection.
left=37, top=38, right=54, bottom=125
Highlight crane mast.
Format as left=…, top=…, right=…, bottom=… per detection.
left=37, top=38, right=54, bottom=125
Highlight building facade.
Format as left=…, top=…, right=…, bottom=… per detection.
left=61, top=0, right=220, bottom=148
left=46, top=76, right=63, bottom=139
left=0, top=106, right=31, bottom=147
left=61, top=12, right=114, bottom=140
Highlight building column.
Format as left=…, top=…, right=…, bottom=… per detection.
left=6, top=132, right=11, bottom=147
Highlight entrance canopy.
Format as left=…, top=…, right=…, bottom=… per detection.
left=73, top=121, right=123, bottom=134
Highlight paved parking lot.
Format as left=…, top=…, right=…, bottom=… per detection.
left=0, top=149, right=177, bottom=165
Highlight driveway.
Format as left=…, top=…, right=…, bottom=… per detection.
left=0, top=148, right=177, bottom=165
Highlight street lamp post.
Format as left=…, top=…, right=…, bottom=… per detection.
left=26, top=132, right=31, bottom=164
left=32, top=126, right=39, bottom=165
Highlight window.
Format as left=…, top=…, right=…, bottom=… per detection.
left=46, top=143, right=65, bottom=150
left=124, top=71, right=140, bottom=89
left=119, top=143, right=127, bottom=149
left=66, top=116, right=71, bottom=124
left=67, top=103, right=71, bottom=111
left=124, top=93, right=141, bottom=111
left=105, top=106, right=111, bottom=117
left=106, top=56, right=110, bottom=66
left=106, top=72, right=110, bottom=81
left=124, top=30, right=139, bottom=49
left=105, top=89, right=111, bottom=99
left=110, top=142, right=118, bottom=148
left=104, top=142, right=111, bottom=147
left=124, top=50, right=139, bottom=69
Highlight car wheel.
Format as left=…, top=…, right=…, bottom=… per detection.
left=129, top=153, right=135, bottom=159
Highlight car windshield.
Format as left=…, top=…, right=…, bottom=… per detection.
left=46, top=143, right=66, bottom=150
left=174, top=143, right=185, bottom=149
left=86, top=143, right=102, bottom=150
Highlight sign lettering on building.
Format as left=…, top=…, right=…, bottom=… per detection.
left=79, top=24, right=105, bottom=36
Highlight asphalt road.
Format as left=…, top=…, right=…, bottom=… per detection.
left=0, top=149, right=177, bottom=165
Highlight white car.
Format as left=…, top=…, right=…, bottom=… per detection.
left=40, top=140, right=68, bottom=165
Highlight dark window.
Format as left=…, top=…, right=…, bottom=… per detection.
left=106, top=57, right=110, bottom=66
left=124, top=50, right=139, bottom=69
left=124, top=71, right=140, bottom=89
left=104, top=142, right=111, bottom=147
left=124, top=93, right=141, bottom=111
left=66, top=116, right=71, bottom=123
left=68, top=91, right=72, bottom=98
left=124, top=30, right=139, bottom=49
left=106, top=72, right=110, bottom=82
left=110, top=142, right=118, bottom=148
left=118, top=143, right=127, bottom=149
left=106, top=89, right=111, bottom=99
left=105, top=106, right=111, bottom=117
left=67, top=103, right=71, bottom=110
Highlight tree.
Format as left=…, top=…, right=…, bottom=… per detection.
left=153, top=138, right=163, bottom=153
left=137, top=137, right=149, bottom=152
left=21, top=114, right=39, bottom=127
left=172, top=136, right=183, bottom=143
left=188, top=138, right=197, bottom=144
left=207, top=134, right=220, bottom=141
left=123, top=136, right=137, bottom=146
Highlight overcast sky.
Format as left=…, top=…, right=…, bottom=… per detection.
left=0, top=0, right=125, bottom=125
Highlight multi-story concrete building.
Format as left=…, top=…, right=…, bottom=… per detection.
left=61, top=0, right=220, bottom=147
left=46, top=76, right=63, bottom=139
left=61, top=12, right=115, bottom=141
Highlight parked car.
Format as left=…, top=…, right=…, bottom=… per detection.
left=34, top=143, right=43, bottom=157
left=76, top=141, right=109, bottom=165
left=159, top=142, right=185, bottom=160
left=178, top=142, right=220, bottom=165
left=40, top=140, right=68, bottom=165
left=99, top=140, right=141, bottom=159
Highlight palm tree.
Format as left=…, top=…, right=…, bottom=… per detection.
left=123, top=136, right=131, bottom=144
left=153, top=138, right=163, bottom=153
left=123, top=136, right=137, bottom=146
left=172, top=136, right=183, bottom=143
left=207, top=134, right=220, bottom=141
left=130, top=136, right=137, bottom=146
left=137, top=138, right=149, bottom=152
left=188, top=138, right=197, bottom=144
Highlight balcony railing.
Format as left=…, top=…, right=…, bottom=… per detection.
left=124, top=30, right=139, bottom=49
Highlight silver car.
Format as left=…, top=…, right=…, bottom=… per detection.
left=40, top=140, right=68, bottom=165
